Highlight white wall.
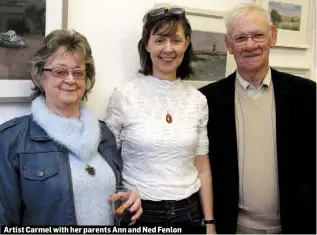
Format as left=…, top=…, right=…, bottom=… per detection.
left=0, top=0, right=315, bottom=123
left=66, top=0, right=252, bottom=119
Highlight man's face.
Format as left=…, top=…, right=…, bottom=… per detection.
left=225, top=11, right=277, bottom=73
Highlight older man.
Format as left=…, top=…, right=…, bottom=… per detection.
left=199, top=3, right=316, bottom=234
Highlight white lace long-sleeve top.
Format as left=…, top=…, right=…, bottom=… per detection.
left=105, top=75, right=209, bottom=201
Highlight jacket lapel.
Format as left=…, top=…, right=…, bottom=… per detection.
left=216, top=73, right=240, bottom=187
left=29, top=115, right=52, bottom=141
left=219, top=73, right=238, bottom=161
left=271, top=68, right=292, bottom=215
left=271, top=68, right=291, bottom=139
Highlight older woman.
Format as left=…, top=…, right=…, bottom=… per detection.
left=0, top=29, right=142, bottom=226
left=105, top=6, right=215, bottom=233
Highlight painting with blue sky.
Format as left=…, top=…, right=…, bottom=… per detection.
left=269, top=1, right=301, bottom=31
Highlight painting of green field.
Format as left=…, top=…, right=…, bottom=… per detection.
left=269, top=1, right=301, bottom=31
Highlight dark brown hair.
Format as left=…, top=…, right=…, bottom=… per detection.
left=138, top=11, right=194, bottom=79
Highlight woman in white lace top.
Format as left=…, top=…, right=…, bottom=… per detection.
left=105, top=6, right=215, bottom=233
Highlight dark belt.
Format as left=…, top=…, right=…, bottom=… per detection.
left=141, top=192, right=199, bottom=209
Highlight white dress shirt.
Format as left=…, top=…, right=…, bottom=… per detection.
left=236, top=68, right=272, bottom=100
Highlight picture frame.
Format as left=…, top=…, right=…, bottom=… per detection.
left=255, top=0, right=313, bottom=49
left=153, top=4, right=236, bottom=89
left=273, top=66, right=311, bottom=79
left=184, top=7, right=236, bottom=89
left=0, top=0, right=68, bottom=103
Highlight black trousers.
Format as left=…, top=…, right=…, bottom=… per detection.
left=135, top=193, right=203, bottom=227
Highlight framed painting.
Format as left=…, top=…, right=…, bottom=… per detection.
left=153, top=4, right=236, bottom=89
left=256, top=0, right=314, bottom=49
left=0, top=0, right=68, bottom=103
left=185, top=8, right=236, bottom=89
left=273, top=66, right=311, bottom=79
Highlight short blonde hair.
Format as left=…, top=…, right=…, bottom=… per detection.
left=224, top=3, right=272, bottom=35
left=30, top=29, right=95, bottom=100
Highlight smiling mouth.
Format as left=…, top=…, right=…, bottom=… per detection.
left=160, top=57, right=175, bottom=62
left=244, top=54, right=261, bottom=58
left=62, top=89, right=77, bottom=92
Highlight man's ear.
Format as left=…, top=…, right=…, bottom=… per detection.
left=270, top=25, right=278, bottom=48
left=225, top=35, right=233, bottom=54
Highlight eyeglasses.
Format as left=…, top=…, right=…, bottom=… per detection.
left=148, top=7, right=185, bottom=17
left=232, top=32, right=267, bottom=46
left=43, top=67, right=85, bottom=79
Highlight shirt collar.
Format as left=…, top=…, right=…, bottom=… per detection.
left=236, top=68, right=271, bottom=91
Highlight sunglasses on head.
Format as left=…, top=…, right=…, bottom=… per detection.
left=148, top=7, right=185, bottom=17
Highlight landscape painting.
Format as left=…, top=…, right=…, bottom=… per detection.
left=190, top=30, right=227, bottom=82
left=0, top=0, right=46, bottom=80
left=269, top=1, right=301, bottom=31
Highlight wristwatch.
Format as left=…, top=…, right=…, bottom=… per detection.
left=201, top=219, right=216, bottom=226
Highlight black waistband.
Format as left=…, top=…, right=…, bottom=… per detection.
left=141, top=192, right=198, bottom=208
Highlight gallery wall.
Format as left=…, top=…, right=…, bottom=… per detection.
left=0, top=0, right=315, bottom=123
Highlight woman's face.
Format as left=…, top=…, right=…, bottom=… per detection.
left=41, top=47, right=86, bottom=109
left=146, top=22, right=190, bottom=78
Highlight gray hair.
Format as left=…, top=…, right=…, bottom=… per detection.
left=224, top=3, right=272, bottom=35
left=30, top=29, right=96, bottom=100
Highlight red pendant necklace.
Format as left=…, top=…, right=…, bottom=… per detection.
left=166, top=112, right=172, bottom=124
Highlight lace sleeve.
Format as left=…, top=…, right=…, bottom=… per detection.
left=104, top=88, right=124, bottom=149
left=195, top=96, right=209, bottom=156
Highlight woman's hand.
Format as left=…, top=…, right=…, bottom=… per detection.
left=109, top=190, right=142, bottom=225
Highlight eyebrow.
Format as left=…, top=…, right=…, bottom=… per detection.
left=237, top=30, right=265, bottom=34
left=54, top=63, right=83, bottom=68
